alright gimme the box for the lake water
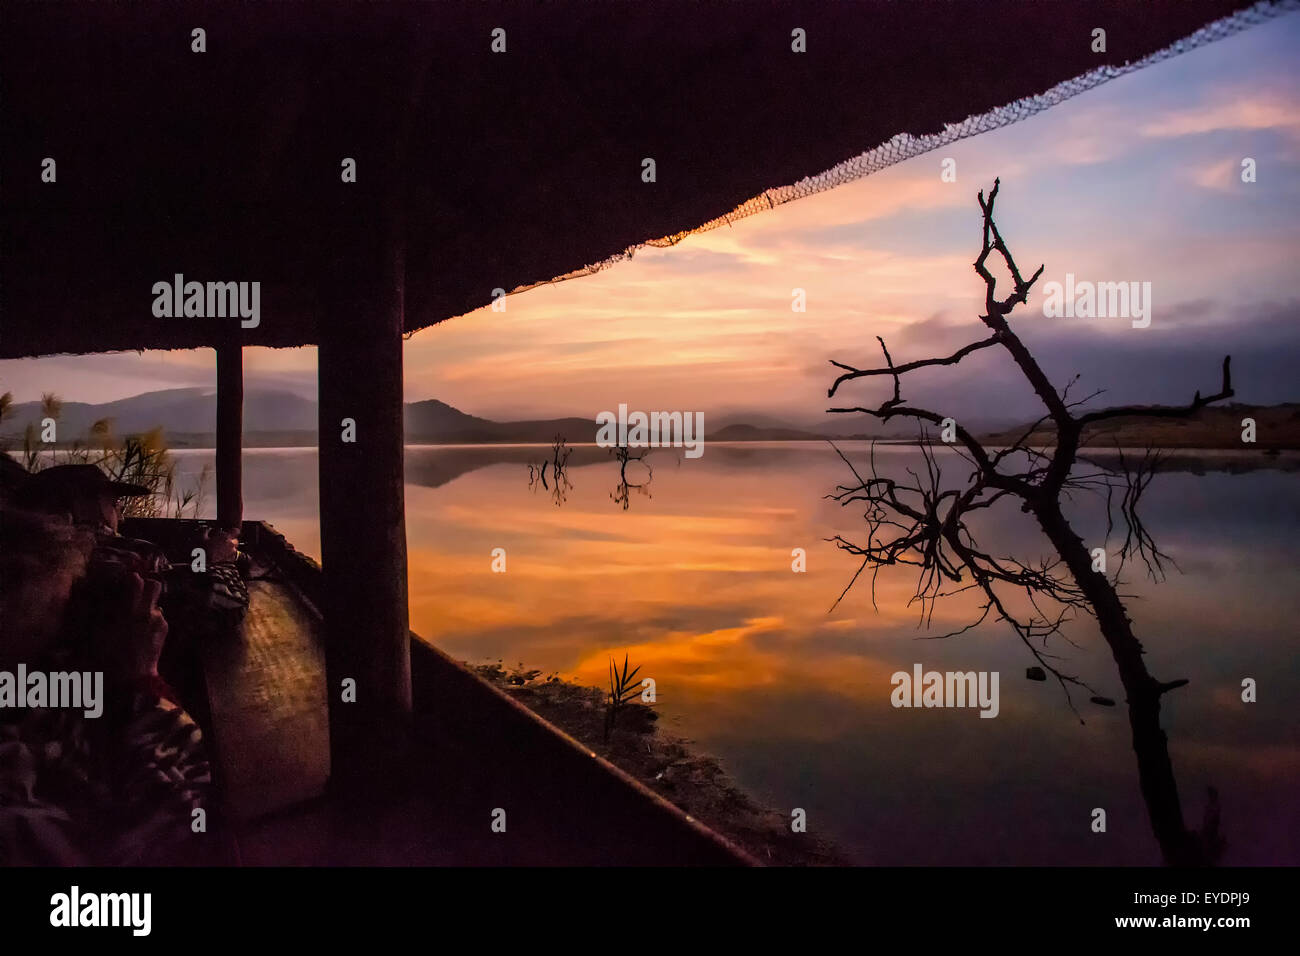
[171,442,1300,864]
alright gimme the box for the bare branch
[828,333,1001,398]
[1078,356,1234,427]
[823,178,1232,865]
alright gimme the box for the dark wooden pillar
[215,340,243,532]
[317,243,412,787]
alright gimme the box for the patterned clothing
[0,675,210,866]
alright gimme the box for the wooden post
[215,340,243,532]
[317,242,412,787]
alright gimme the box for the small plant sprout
[604,653,643,743]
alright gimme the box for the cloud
[1141,91,1300,139]
[1189,156,1247,191]
[5,13,1299,424]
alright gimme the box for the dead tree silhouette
[826,180,1232,866]
[523,435,659,510]
[527,435,573,506]
[610,442,653,511]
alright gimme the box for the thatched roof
[0,0,1270,358]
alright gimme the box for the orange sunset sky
[3,12,1298,426]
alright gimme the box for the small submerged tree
[528,434,573,506]
[523,433,657,511]
[609,442,653,511]
[826,180,1231,866]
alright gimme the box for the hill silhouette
[7,389,1294,449]
[2,389,841,447]
[981,402,1300,450]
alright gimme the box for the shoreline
[467,661,848,866]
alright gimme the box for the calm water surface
[172,443,1300,864]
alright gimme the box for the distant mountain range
[0,388,886,447]
[2,388,318,436]
[4,388,1293,450]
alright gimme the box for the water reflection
[526,437,573,507]
[169,443,1300,864]
[608,445,654,511]
[517,438,661,511]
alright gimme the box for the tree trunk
[1033,502,1207,866]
